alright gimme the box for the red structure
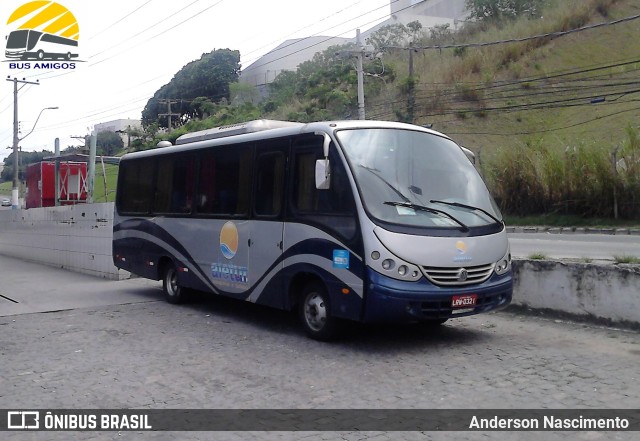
[26,161,88,208]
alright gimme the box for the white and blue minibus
[113,120,512,339]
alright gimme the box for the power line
[88,0,156,41]
[88,0,206,61]
[442,105,640,136]
[385,14,640,51]
[240,0,369,61]
[240,0,413,72]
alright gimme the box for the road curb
[507,226,640,235]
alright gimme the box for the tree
[230,82,260,106]
[141,49,241,128]
[1,150,52,182]
[367,24,410,52]
[96,131,124,156]
[465,0,546,22]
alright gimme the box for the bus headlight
[495,251,511,275]
[382,259,395,270]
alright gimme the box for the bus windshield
[6,30,28,49]
[336,128,502,230]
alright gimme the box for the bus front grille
[421,263,495,286]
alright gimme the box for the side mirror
[315,159,330,190]
[314,131,332,189]
[315,131,331,158]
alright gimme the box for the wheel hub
[304,294,326,331]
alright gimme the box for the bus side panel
[114,217,223,295]
[278,229,366,321]
[113,218,160,280]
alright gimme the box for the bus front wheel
[298,282,341,341]
[162,263,185,304]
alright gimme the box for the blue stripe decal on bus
[114,219,364,300]
[114,219,218,293]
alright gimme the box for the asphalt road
[508,232,640,261]
[0,255,639,441]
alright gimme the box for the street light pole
[11,105,59,209]
[7,75,57,209]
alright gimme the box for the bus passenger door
[247,141,288,307]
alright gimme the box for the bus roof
[175,119,303,145]
[123,120,452,161]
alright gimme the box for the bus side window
[292,137,355,215]
[154,156,195,214]
[118,159,155,214]
[291,135,357,239]
[196,145,252,216]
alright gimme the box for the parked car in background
[1,198,11,206]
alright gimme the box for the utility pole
[407,41,416,124]
[54,137,60,206]
[336,30,373,120]
[158,99,179,132]
[356,29,365,120]
[88,131,96,203]
[7,77,39,209]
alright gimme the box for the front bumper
[363,268,512,323]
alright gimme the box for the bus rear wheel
[298,282,341,341]
[162,263,185,304]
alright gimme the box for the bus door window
[255,152,285,217]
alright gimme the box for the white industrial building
[239,0,467,95]
[240,36,352,97]
[94,119,142,146]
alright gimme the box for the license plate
[451,294,477,309]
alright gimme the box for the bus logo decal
[220,221,239,260]
[333,249,350,269]
[454,240,473,263]
[5,1,80,68]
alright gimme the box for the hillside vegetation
[8,0,637,219]
[362,0,640,219]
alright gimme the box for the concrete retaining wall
[512,260,640,328]
[0,203,125,280]
[0,205,638,327]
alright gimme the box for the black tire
[298,282,342,341]
[162,263,185,304]
[36,50,44,60]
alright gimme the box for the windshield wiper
[359,165,411,202]
[430,199,502,225]
[384,201,469,232]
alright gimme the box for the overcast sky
[0,0,391,161]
